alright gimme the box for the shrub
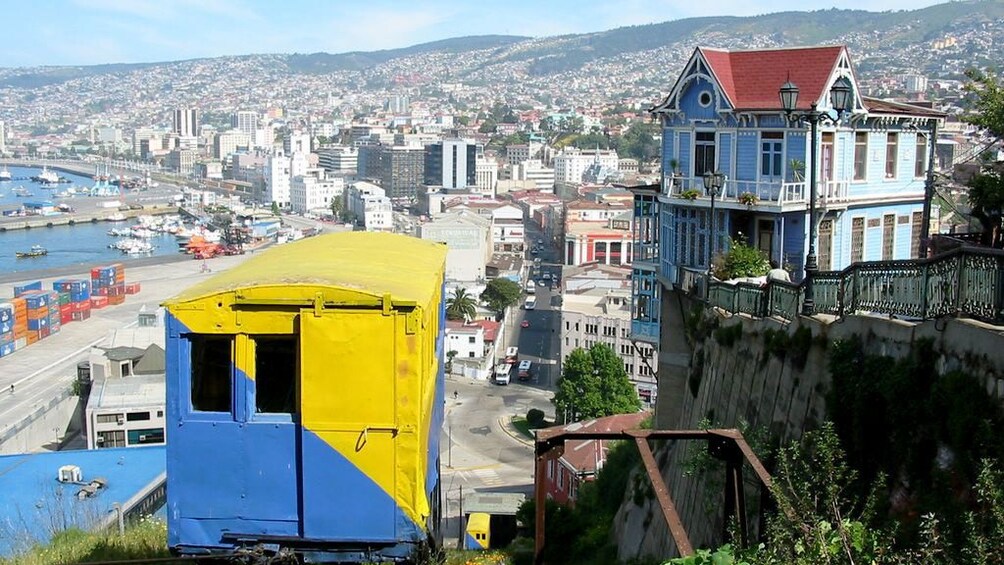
[526,408,546,429]
[715,236,769,280]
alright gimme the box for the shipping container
[70,310,90,322]
[90,296,109,309]
[14,281,42,297]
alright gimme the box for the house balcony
[661,176,850,212]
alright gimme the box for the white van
[517,360,532,380]
[525,280,536,294]
[494,363,512,385]
[523,297,536,310]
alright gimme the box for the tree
[967,170,1004,247]
[270,202,280,216]
[480,278,522,315]
[963,68,1004,247]
[330,194,344,219]
[553,344,641,423]
[445,288,477,322]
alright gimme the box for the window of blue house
[760,132,784,180]
[854,133,868,180]
[695,132,716,177]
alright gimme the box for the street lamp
[779,77,852,316]
[702,170,725,272]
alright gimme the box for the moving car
[520,320,530,328]
[517,360,532,380]
[494,363,512,385]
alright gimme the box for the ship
[0,166,11,182]
[15,245,48,258]
[31,166,59,185]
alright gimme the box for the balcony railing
[681,247,1004,325]
[666,176,849,207]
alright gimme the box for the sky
[4,0,949,68]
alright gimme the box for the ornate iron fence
[692,247,1004,325]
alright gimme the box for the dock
[0,206,180,232]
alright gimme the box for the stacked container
[53,279,91,324]
[0,303,14,357]
[11,297,27,349]
[47,291,61,337]
[22,290,50,344]
[13,281,42,298]
[92,263,126,306]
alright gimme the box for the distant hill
[285,35,530,73]
[3,1,1004,88]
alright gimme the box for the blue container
[24,294,48,309]
[0,305,11,323]
[13,281,42,297]
[27,317,49,331]
[0,343,13,357]
[70,290,91,302]
[0,320,12,334]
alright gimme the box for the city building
[419,210,493,282]
[265,151,292,208]
[318,145,358,173]
[378,145,426,201]
[629,44,945,346]
[553,147,620,185]
[290,168,344,215]
[0,120,6,154]
[213,130,250,160]
[283,129,311,155]
[475,155,499,197]
[345,181,393,231]
[543,412,650,505]
[560,263,658,404]
[232,110,259,137]
[425,139,477,189]
[173,108,199,138]
[166,148,197,175]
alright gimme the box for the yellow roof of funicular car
[164,232,447,306]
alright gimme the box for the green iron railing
[691,247,1004,325]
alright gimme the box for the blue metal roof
[0,446,165,557]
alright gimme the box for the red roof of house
[468,320,500,342]
[557,412,650,474]
[699,46,846,111]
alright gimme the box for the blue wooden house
[629,45,944,343]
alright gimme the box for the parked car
[521,320,530,328]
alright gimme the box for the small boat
[12,187,31,197]
[105,212,127,222]
[0,166,11,182]
[16,245,48,258]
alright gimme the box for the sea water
[0,166,181,275]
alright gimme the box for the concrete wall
[616,298,1004,561]
[0,391,82,455]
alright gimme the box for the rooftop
[556,412,651,475]
[89,374,166,410]
[0,446,165,557]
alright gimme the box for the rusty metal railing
[533,427,774,562]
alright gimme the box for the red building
[542,412,650,505]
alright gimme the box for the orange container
[107,294,126,305]
[25,332,39,345]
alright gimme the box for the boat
[105,212,127,222]
[15,245,48,258]
[0,166,11,182]
[12,186,30,197]
[31,167,59,185]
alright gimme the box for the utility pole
[458,484,464,549]
[920,118,939,258]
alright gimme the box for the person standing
[767,260,791,283]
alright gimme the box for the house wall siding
[736,133,757,182]
[719,132,733,178]
[833,202,924,266]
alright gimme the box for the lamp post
[779,77,852,316]
[702,171,725,273]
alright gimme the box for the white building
[419,210,493,282]
[213,130,251,160]
[232,111,260,137]
[515,159,556,191]
[290,168,345,215]
[290,150,309,178]
[553,148,619,184]
[475,155,499,197]
[283,130,311,155]
[265,151,291,208]
[318,145,358,173]
[444,319,501,380]
[173,107,199,138]
[346,181,393,232]
[559,263,658,405]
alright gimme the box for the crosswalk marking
[472,468,504,486]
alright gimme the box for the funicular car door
[299,305,398,541]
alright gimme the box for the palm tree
[446,288,477,322]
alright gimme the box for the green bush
[526,408,546,429]
[714,237,769,280]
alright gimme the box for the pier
[0,206,180,232]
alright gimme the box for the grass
[1,518,177,565]
[4,518,517,565]
[510,417,535,440]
